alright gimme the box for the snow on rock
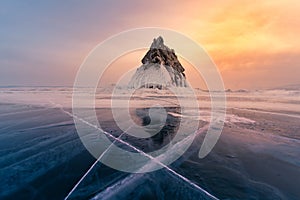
[128,36,188,89]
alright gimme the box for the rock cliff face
[128,36,187,89]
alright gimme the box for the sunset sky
[1,0,300,89]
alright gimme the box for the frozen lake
[0,86,299,199]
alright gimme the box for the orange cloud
[94,0,300,89]
[182,0,300,89]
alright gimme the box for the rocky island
[128,36,187,89]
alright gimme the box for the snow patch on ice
[168,110,255,124]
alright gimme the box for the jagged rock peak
[141,36,185,74]
[150,36,165,49]
[128,36,188,89]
